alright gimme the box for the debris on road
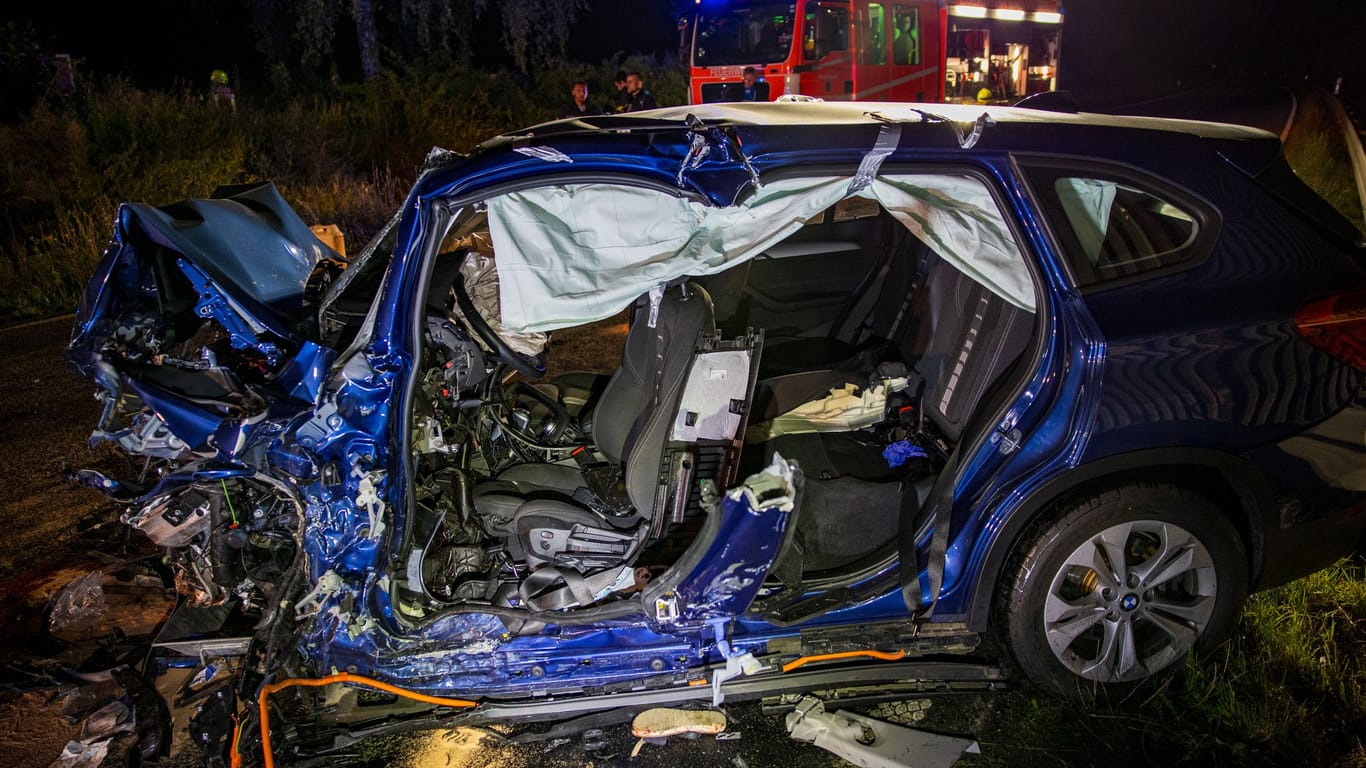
[47,571,106,635]
[631,707,728,739]
[785,695,978,768]
[867,697,933,725]
[46,738,109,768]
[630,707,729,757]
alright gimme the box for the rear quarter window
[1020,159,1221,289]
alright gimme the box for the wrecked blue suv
[66,101,1366,764]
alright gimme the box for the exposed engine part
[126,478,300,607]
[86,313,274,458]
[127,490,213,548]
[187,679,237,760]
[108,313,169,362]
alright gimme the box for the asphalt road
[0,315,118,583]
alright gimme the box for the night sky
[4,0,1364,103]
[1059,0,1366,103]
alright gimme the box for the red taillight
[1296,289,1366,371]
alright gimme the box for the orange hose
[237,672,478,768]
[780,649,906,673]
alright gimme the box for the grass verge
[1284,87,1366,231]
[953,558,1366,767]
[0,57,688,326]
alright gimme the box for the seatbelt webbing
[900,446,959,622]
[520,566,632,611]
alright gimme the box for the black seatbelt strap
[520,565,634,611]
[899,445,960,624]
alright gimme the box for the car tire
[996,482,1248,700]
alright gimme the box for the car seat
[473,281,717,609]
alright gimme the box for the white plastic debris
[78,698,135,741]
[785,696,979,768]
[725,452,797,515]
[188,657,233,692]
[353,470,386,540]
[294,569,343,619]
[707,618,766,706]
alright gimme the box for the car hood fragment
[65,181,342,467]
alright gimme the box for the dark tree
[248,0,587,82]
[246,0,297,84]
[493,0,588,72]
[352,0,380,79]
[295,0,341,71]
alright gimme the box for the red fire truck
[685,1,1062,105]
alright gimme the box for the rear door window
[1021,160,1220,289]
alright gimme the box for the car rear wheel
[997,483,1248,699]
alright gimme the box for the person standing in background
[893,12,918,65]
[559,80,599,118]
[623,71,658,112]
[612,71,631,113]
[740,67,759,100]
[209,69,236,110]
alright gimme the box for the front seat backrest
[590,282,716,511]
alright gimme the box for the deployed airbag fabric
[487,174,1033,332]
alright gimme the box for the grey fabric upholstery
[748,252,1031,444]
[613,283,716,512]
[515,501,638,569]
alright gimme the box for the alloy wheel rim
[1041,519,1218,683]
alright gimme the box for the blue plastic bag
[883,440,927,468]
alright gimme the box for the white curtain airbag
[487,177,842,331]
[486,174,1033,333]
[863,176,1035,314]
